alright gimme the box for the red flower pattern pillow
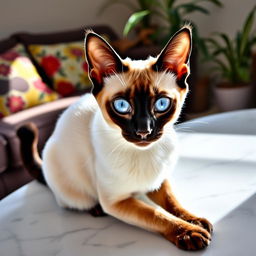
[0,44,59,118]
[28,42,91,96]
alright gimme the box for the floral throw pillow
[28,41,91,96]
[0,44,59,118]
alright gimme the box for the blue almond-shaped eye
[113,98,131,114]
[155,97,171,112]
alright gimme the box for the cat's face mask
[85,27,192,147]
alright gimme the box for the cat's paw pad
[187,218,213,234]
[175,229,211,251]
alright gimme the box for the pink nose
[136,129,152,139]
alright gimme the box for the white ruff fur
[42,92,179,210]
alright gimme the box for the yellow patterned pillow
[29,41,91,96]
[0,44,59,118]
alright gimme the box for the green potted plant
[206,6,256,111]
[100,0,222,48]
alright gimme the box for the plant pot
[214,83,254,112]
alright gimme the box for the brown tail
[17,123,46,185]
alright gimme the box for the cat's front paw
[175,228,211,251]
[187,217,213,234]
[164,223,211,251]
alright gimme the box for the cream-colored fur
[42,93,183,237]
[42,39,189,210]
[42,69,185,213]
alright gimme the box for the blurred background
[0,0,256,118]
[0,0,255,40]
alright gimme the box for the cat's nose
[136,129,152,139]
[135,117,152,139]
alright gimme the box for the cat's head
[85,26,192,147]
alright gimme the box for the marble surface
[1,109,256,256]
[179,108,256,135]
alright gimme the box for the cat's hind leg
[56,196,107,217]
[43,141,98,212]
[147,179,213,234]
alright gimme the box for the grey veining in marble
[1,109,256,256]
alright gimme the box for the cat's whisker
[119,69,128,87]
[185,121,209,127]
[87,128,118,136]
[109,141,124,156]
[189,121,208,124]
[147,151,160,174]
[155,69,168,88]
[87,127,112,132]
[91,131,115,135]
[155,65,160,87]
[174,123,209,133]
[174,127,196,133]
[109,141,129,168]
[113,71,127,87]
[87,126,115,132]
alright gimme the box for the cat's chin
[123,137,159,150]
[131,141,154,150]
[135,141,153,147]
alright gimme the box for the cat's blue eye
[155,97,171,112]
[113,98,131,114]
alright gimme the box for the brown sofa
[0,96,79,199]
[0,25,120,199]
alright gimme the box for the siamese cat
[18,26,212,251]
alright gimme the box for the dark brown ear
[153,26,192,87]
[85,31,127,95]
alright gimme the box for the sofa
[0,25,127,199]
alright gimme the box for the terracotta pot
[214,83,253,112]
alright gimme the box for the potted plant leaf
[99,0,157,47]
[206,6,256,111]
[100,0,222,48]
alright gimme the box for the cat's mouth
[122,132,162,147]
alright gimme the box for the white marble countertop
[1,109,256,256]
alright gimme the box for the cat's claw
[164,222,211,251]
[176,230,211,251]
[187,218,213,234]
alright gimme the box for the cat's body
[18,26,213,250]
[43,89,177,210]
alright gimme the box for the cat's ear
[85,31,127,93]
[153,26,192,87]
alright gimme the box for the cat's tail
[17,123,47,185]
